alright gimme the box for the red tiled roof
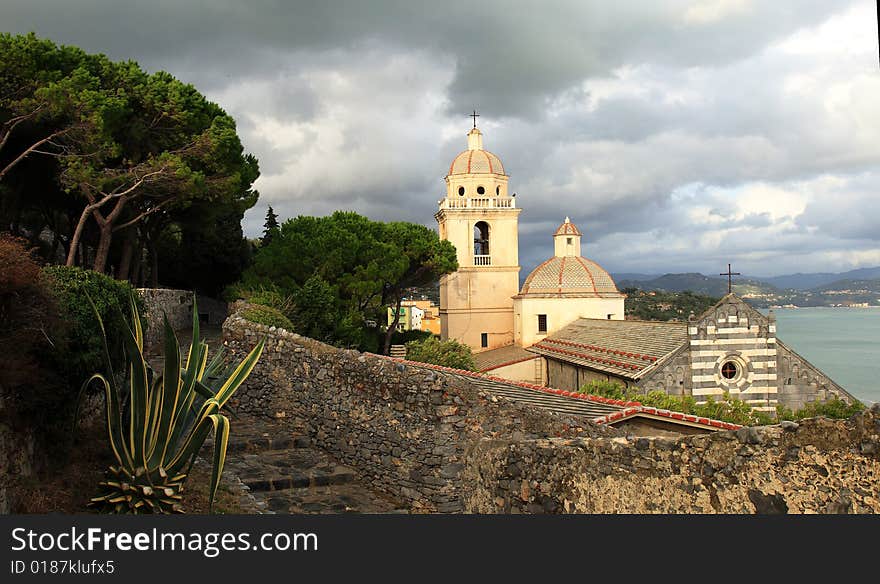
[593,407,742,431]
[518,256,622,297]
[448,149,505,175]
[473,344,537,372]
[528,318,688,379]
[553,219,582,236]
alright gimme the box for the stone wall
[221,312,616,512]
[223,310,879,514]
[0,421,37,514]
[137,288,194,350]
[637,345,691,396]
[777,340,854,411]
[196,294,228,326]
[463,406,880,513]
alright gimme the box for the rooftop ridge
[540,337,658,362]
[479,355,537,372]
[576,316,688,326]
[532,341,645,371]
[593,407,742,431]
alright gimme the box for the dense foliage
[261,205,280,247]
[235,211,458,353]
[622,288,720,321]
[404,337,477,371]
[579,380,771,426]
[0,234,64,425]
[0,33,258,290]
[776,397,865,421]
[241,304,294,331]
[42,265,142,390]
[83,295,264,513]
[579,380,865,426]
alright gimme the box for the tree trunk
[383,294,404,356]
[147,235,159,288]
[130,235,145,287]
[92,223,113,274]
[66,206,92,266]
[116,228,135,281]
[91,197,127,274]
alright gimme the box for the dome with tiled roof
[520,256,621,297]
[518,218,623,298]
[553,216,582,236]
[447,128,506,176]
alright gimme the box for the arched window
[474,221,490,256]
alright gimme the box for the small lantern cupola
[553,217,582,257]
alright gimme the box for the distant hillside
[756,266,880,290]
[612,272,659,282]
[619,272,880,308]
[623,289,720,321]
[813,278,880,293]
[618,273,777,297]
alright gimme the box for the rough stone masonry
[222,309,880,514]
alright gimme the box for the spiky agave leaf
[88,291,264,513]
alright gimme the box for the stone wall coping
[364,352,642,408]
[593,406,743,431]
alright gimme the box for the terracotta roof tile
[528,318,689,379]
[519,256,622,297]
[474,345,537,371]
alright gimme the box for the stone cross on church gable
[720,263,741,293]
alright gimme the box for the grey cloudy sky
[4,0,879,277]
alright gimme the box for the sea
[759,307,880,406]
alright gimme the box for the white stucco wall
[514,296,625,347]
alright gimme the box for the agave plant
[80,293,264,513]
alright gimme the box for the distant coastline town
[613,267,880,310]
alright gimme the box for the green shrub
[249,289,295,316]
[41,266,143,391]
[578,381,774,426]
[391,328,433,346]
[241,304,294,330]
[580,380,628,400]
[404,337,476,371]
[776,396,865,421]
[579,381,867,426]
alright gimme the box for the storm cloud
[3,0,878,277]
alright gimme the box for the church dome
[553,218,582,236]
[448,149,505,175]
[447,127,506,176]
[519,256,621,297]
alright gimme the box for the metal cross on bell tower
[720,263,741,293]
[470,110,480,128]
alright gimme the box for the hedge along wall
[221,313,617,512]
[462,407,880,513]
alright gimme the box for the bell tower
[435,121,521,352]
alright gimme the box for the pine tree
[261,205,280,247]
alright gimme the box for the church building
[435,122,857,413]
